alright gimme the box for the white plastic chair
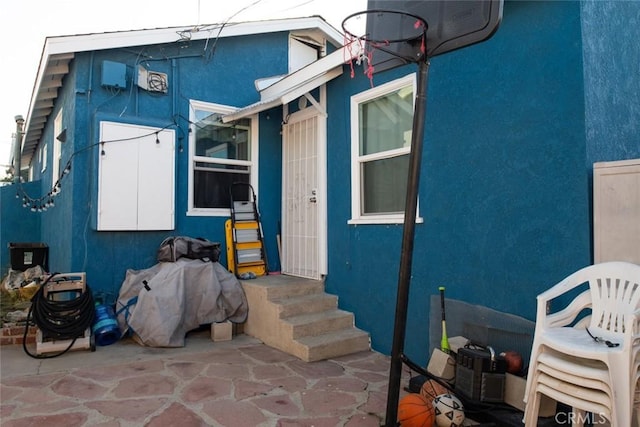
[523,261,640,426]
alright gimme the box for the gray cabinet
[593,158,640,264]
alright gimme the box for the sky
[0,0,367,172]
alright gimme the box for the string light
[15,161,71,213]
[15,119,186,214]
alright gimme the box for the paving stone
[20,399,80,414]
[90,420,122,427]
[1,336,397,427]
[349,370,389,384]
[345,353,390,372]
[265,375,309,393]
[240,344,297,363]
[85,397,169,422]
[112,374,177,398]
[0,385,22,400]
[205,362,253,379]
[51,375,109,399]
[331,350,376,363]
[146,402,209,427]
[287,359,345,378]
[165,360,206,379]
[344,413,385,426]
[181,376,233,403]
[251,363,292,379]
[1,412,88,427]
[1,372,65,388]
[277,416,344,426]
[233,378,277,400]
[0,402,18,419]
[10,386,56,404]
[74,359,166,381]
[299,389,357,416]
[356,389,387,416]
[181,347,250,365]
[202,398,268,426]
[312,376,368,392]
[251,393,300,416]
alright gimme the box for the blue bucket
[92,303,121,346]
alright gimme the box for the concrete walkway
[0,331,401,427]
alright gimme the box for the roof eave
[20,16,345,165]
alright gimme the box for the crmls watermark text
[555,411,608,425]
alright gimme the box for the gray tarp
[116,259,248,347]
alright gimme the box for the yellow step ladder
[226,183,268,277]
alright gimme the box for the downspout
[13,115,24,183]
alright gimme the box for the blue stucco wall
[3,2,638,361]
[581,0,640,164]
[324,0,593,363]
[15,32,290,301]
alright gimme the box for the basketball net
[343,33,375,85]
[342,11,427,87]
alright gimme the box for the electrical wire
[203,0,265,62]
[22,273,95,359]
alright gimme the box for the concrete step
[282,309,355,339]
[294,328,371,362]
[260,278,326,300]
[241,275,370,362]
[273,293,338,318]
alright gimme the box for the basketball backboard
[363,0,504,73]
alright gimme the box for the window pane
[359,86,413,156]
[194,165,250,209]
[362,154,409,214]
[194,112,250,161]
[191,106,252,210]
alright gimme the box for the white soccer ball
[433,393,465,427]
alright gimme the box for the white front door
[281,103,327,280]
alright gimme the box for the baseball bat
[439,286,450,353]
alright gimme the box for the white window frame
[349,73,422,225]
[187,100,259,216]
[53,109,63,181]
[40,144,48,173]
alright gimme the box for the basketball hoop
[342,9,428,82]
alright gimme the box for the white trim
[187,100,259,217]
[223,41,362,123]
[41,18,343,58]
[318,84,328,276]
[349,73,423,225]
[280,90,328,278]
[52,109,63,181]
[223,65,343,122]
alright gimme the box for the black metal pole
[384,57,430,427]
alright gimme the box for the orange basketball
[420,379,449,401]
[397,393,436,427]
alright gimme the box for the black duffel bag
[157,236,221,263]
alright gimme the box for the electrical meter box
[101,60,127,89]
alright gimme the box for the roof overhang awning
[223,42,361,123]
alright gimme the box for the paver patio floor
[0,332,404,427]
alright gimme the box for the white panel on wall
[98,122,175,231]
[137,129,175,230]
[289,37,318,73]
[593,158,640,264]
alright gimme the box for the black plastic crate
[9,242,49,272]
